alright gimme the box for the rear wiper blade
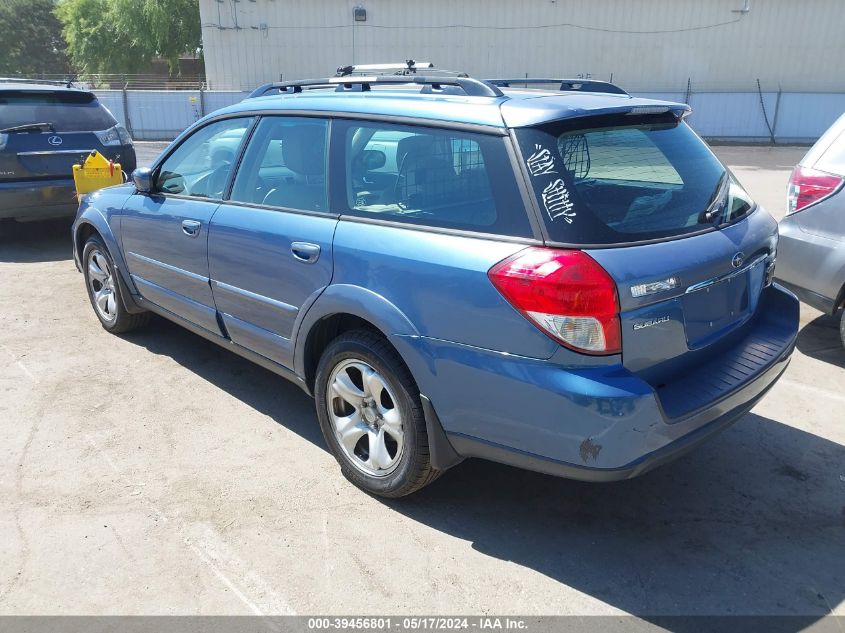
[0,122,55,134]
[700,171,729,224]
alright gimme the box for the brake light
[488,247,621,355]
[94,124,132,147]
[787,166,843,214]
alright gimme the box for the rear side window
[230,116,329,212]
[338,121,532,237]
[0,90,116,132]
[516,113,753,245]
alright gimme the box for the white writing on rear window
[541,178,576,223]
[526,144,557,176]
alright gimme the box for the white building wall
[199,0,845,92]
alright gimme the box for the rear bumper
[776,215,844,314]
[0,178,78,220]
[398,284,798,482]
[448,345,790,482]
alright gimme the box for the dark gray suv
[0,79,136,222]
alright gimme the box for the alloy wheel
[87,249,117,323]
[327,358,405,477]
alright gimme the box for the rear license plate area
[683,260,765,348]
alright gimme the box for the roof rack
[336,60,435,77]
[0,76,79,89]
[487,78,628,95]
[249,75,504,99]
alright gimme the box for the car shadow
[393,414,845,621]
[121,316,325,447]
[796,313,844,368]
[0,218,74,263]
[122,317,844,622]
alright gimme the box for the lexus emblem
[731,252,745,269]
[47,136,63,146]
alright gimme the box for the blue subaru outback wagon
[72,69,798,497]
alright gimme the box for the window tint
[516,114,753,245]
[230,117,328,212]
[0,90,116,132]
[155,117,251,199]
[341,121,532,237]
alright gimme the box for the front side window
[340,121,532,236]
[516,113,754,244]
[155,117,251,199]
[230,116,329,212]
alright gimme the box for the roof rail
[249,75,504,99]
[0,77,79,89]
[336,60,434,76]
[487,78,628,96]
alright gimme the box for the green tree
[56,0,152,75]
[0,0,70,75]
[55,0,201,76]
[140,0,202,73]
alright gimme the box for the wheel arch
[300,312,382,393]
[74,208,144,313]
[295,286,462,472]
[295,284,425,388]
[74,221,100,265]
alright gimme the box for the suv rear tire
[314,330,440,497]
[82,236,150,333]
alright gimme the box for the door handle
[291,241,320,264]
[182,219,201,237]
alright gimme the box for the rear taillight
[488,247,621,355]
[94,124,132,147]
[787,166,843,215]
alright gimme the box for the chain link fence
[6,73,845,143]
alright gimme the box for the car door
[120,116,253,334]
[207,116,336,368]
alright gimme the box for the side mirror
[360,149,386,171]
[132,167,153,193]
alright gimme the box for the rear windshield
[515,113,754,245]
[0,90,116,132]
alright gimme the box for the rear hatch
[0,89,120,183]
[514,112,777,391]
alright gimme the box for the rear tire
[82,235,150,334]
[314,330,440,498]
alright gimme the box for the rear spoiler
[487,78,628,96]
[0,77,79,89]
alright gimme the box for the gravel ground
[0,145,843,619]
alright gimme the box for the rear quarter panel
[326,220,557,355]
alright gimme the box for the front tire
[82,235,150,333]
[314,330,440,497]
